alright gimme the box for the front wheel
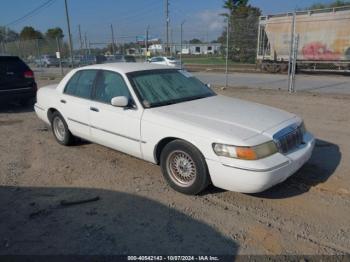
[51,112,74,146]
[160,140,210,195]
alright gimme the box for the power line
[5,0,57,27]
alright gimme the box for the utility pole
[145,25,150,61]
[78,24,83,55]
[170,27,173,56]
[288,12,297,93]
[180,20,185,69]
[110,24,116,55]
[165,0,169,56]
[84,33,88,56]
[64,0,74,68]
[225,17,230,89]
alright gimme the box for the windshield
[127,69,216,108]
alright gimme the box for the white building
[148,43,222,55]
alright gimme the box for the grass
[182,56,254,65]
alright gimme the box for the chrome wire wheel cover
[166,150,197,187]
[53,117,66,142]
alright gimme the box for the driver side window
[93,70,131,104]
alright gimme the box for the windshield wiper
[149,94,214,108]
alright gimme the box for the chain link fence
[1,38,72,77]
[1,6,349,91]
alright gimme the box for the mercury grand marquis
[35,63,315,195]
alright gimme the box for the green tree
[307,0,350,9]
[0,27,19,42]
[45,27,64,39]
[220,0,262,63]
[223,0,249,14]
[19,26,43,40]
[189,38,202,44]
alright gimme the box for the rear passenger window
[64,70,97,99]
[64,72,81,95]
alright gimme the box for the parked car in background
[81,55,102,65]
[35,63,315,195]
[106,54,137,63]
[0,56,37,105]
[62,56,82,68]
[35,55,59,67]
[149,56,181,67]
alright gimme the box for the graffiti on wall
[302,42,341,60]
[262,8,350,61]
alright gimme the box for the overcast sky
[1,0,334,45]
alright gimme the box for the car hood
[145,95,297,144]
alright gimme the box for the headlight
[212,141,278,160]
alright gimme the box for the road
[193,72,350,94]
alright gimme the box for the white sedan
[148,56,181,67]
[35,63,315,195]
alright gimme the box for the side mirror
[111,96,129,107]
[206,83,211,88]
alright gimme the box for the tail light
[24,70,34,79]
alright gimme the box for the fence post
[36,39,42,76]
[2,41,6,54]
[56,37,64,77]
[225,17,230,89]
[288,12,296,93]
[180,20,185,69]
[256,19,261,70]
[289,34,299,93]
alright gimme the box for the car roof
[76,62,175,74]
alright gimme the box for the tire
[160,140,210,195]
[51,111,74,146]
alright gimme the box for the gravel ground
[0,80,349,255]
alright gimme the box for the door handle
[60,99,66,104]
[90,107,99,112]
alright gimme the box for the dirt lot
[0,80,349,255]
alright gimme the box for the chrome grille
[273,124,304,154]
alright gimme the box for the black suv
[0,56,37,105]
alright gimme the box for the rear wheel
[160,140,210,195]
[51,112,74,146]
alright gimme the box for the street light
[145,25,150,62]
[180,20,185,69]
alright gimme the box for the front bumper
[206,132,315,193]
